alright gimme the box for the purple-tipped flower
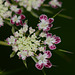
[37,14,54,31]
[10,14,25,26]
[35,50,52,70]
[6,36,17,45]
[44,33,61,50]
[10,5,22,14]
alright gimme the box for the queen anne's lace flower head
[6,14,61,70]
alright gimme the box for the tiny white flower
[10,5,19,12]
[29,27,35,34]
[12,46,18,52]
[6,36,16,45]
[38,46,46,52]
[39,32,46,37]
[14,31,19,37]
[23,24,28,33]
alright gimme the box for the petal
[44,60,52,68]
[20,14,25,20]
[48,18,54,23]
[10,19,15,24]
[47,33,52,37]
[36,53,42,60]
[16,9,22,14]
[22,56,26,60]
[35,62,44,70]
[55,36,61,44]
[48,24,53,27]
[20,20,23,26]
[16,22,19,26]
[49,44,56,50]
[39,14,47,21]
[43,27,50,31]
[44,50,52,58]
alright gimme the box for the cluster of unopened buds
[6,14,61,70]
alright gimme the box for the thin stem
[30,11,39,18]
[31,56,38,63]
[42,4,50,7]
[42,69,46,75]
[5,21,18,30]
[52,9,64,18]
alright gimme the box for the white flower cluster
[6,24,46,60]
[15,0,45,11]
[0,0,11,19]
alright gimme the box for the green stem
[5,21,18,30]
[52,9,64,18]
[42,69,46,75]
[0,41,10,46]
[23,60,28,68]
[35,30,41,36]
[31,56,38,63]
[42,4,50,7]
[30,11,39,18]
[5,18,10,21]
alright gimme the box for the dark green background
[0,0,75,75]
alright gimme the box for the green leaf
[10,52,16,58]
[23,60,28,68]
[30,11,39,18]
[0,41,10,46]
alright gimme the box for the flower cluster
[0,0,11,27]
[6,23,41,60]
[0,0,23,27]
[14,0,45,11]
[37,14,54,31]
[0,0,11,18]
[10,14,25,26]
[49,0,62,8]
[6,14,61,70]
